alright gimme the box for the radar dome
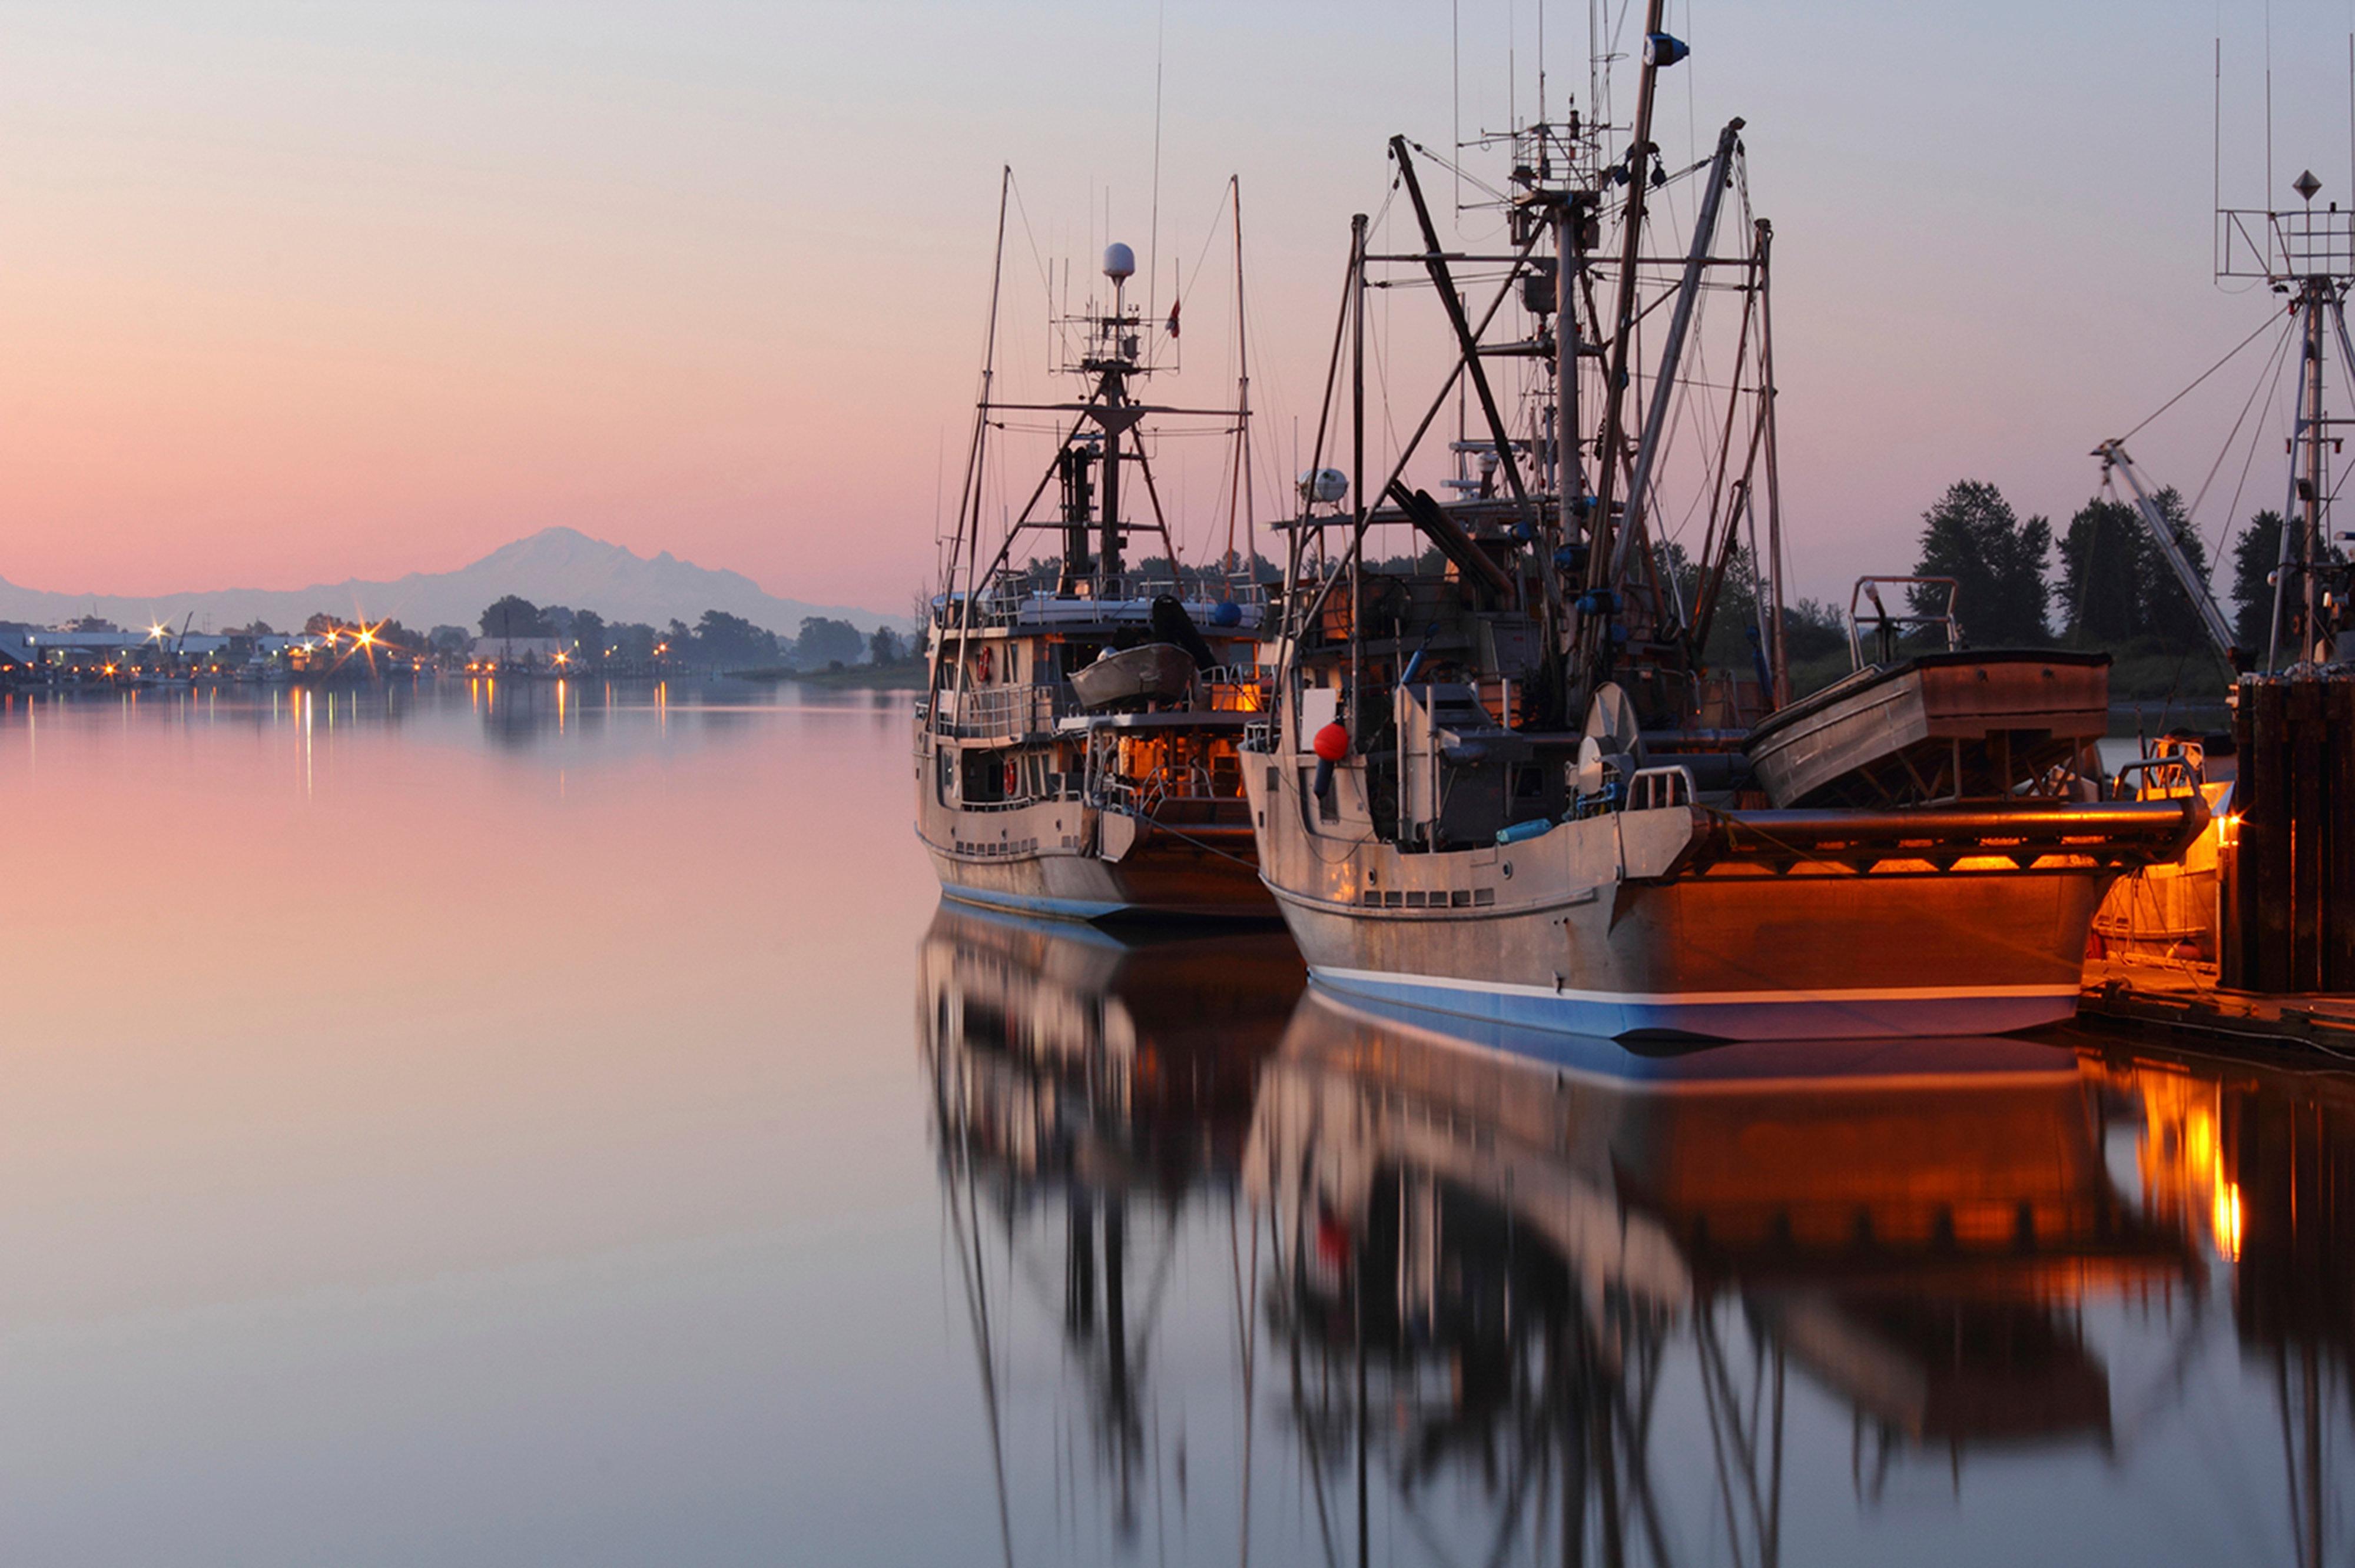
[1298,467,1349,504]
[1103,242,1136,281]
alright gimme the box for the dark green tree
[1910,481,2051,646]
[570,609,607,661]
[2058,497,2148,646]
[480,595,549,637]
[868,626,904,665]
[2059,487,2214,653]
[610,622,657,664]
[2131,487,2214,655]
[2230,510,2285,655]
[1781,598,1850,662]
[695,609,779,667]
[792,616,864,667]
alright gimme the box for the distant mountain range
[0,528,904,637]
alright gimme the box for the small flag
[1166,297,1181,338]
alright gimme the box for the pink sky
[1,1,2346,616]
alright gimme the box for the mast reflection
[1250,1000,2195,1564]
[923,918,2355,1565]
[921,903,1303,1560]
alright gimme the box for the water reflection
[924,911,2355,1566]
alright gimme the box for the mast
[1099,260,1130,589]
[1609,117,1745,583]
[941,167,1014,719]
[1758,222,1792,707]
[1583,0,1670,599]
[1225,177,1255,583]
[1349,211,1368,743]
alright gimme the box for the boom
[2093,439,2242,667]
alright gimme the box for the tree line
[473,596,904,670]
[1902,479,2326,659]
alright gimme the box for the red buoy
[1313,722,1351,762]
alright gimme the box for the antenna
[1147,0,1165,328]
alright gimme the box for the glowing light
[2213,1178,2243,1261]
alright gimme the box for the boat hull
[1279,874,2102,1039]
[920,802,1271,922]
[1243,761,2205,1041]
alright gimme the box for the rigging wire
[2193,315,2300,570]
[2116,312,2283,447]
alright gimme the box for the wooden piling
[2224,673,2355,993]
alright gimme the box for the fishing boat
[1240,18,2205,1040]
[917,175,1277,920]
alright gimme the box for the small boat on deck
[1743,578,2112,808]
[1069,641,1199,710]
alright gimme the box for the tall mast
[1609,117,1745,583]
[1349,211,1368,739]
[1225,176,1254,582]
[1099,266,1129,589]
[2304,277,2327,659]
[1758,221,1792,707]
[940,167,1014,716]
[1583,0,1669,597]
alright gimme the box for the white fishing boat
[917,177,1277,920]
[1240,18,2204,1039]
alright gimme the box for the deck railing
[928,682,1075,740]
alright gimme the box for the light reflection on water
[924,907,2355,1568]
[0,681,2347,1565]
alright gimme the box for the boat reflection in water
[923,912,2355,1565]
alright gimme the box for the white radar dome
[1298,468,1349,504]
[1103,242,1136,281]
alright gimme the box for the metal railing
[933,575,1271,632]
[1846,576,1961,670]
[1627,765,1697,812]
[930,683,1074,740]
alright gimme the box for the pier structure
[2086,171,2355,1039]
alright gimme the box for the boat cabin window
[960,748,1010,804]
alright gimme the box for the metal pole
[1587,0,1670,590]
[1610,118,1746,582]
[1228,175,1255,582]
[1391,138,1534,516]
[2306,278,2327,662]
[1350,213,1368,748]
[1759,224,1791,707]
[944,167,1014,724]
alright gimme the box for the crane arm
[2092,440,2242,669]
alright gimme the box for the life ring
[977,646,994,683]
[1003,759,1019,794]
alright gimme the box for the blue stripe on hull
[937,884,1132,922]
[1308,969,2079,1042]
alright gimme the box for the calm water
[1,680,2347,1566]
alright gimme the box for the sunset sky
[4,0,2349,616]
